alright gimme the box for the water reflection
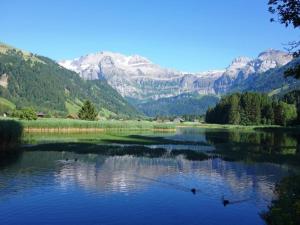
[0,151,290,207]
[0,127,299,225]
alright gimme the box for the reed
[20,118,176,131]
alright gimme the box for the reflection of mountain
[0,150,291,213]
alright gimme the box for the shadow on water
[0,120,23,150]
[0,120,23,167]
[101,135,209,146]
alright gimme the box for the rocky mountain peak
[59,48,294,100]
[231,56,252,65]
[128,55,152,65]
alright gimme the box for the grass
[65,100,81,115]
[3,116,298,132]
[0,97,16,110]
[17,118,176,130]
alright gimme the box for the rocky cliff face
[59,49,293,100]
[213,49,293,94]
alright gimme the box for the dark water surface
[0,128,299,225]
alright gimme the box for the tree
[269,0,300,28]
[78,100,98,121]
[274,101,297,126]
[262,104,275,124]
[268,0,300,78]
[227,94,241,124]
[12,107,37,120]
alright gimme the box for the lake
[0,127,299,225]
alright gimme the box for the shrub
[12,108,37,120]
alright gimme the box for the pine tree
[78,100,98,121]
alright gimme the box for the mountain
[230,58,300,94]
[130,93,219,117]
[213,49,294,94]
[0,43,140,118]
[59,49,295,101]
[59,52,224,100]
[59,49,299,116]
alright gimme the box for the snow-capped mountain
[59,49,293,100]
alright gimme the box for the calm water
[0,128,299,225]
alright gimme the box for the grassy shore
[2,117,299,133]
[12,118,176,132]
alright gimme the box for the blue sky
[0,0,298,72]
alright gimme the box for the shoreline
[23,127,177,133]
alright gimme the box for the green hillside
[0,43,140,118]
[130,93,219,117]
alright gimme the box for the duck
[191,188,197,194]
[222,196,230,206]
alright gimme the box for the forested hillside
[130,93,219,116]
[205,92,298,126]
[0,43,140,118]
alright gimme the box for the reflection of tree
[204,129,300,164]
[262,175,300,225]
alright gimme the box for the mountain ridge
[59,49,295,101]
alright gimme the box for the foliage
[262,175,300,225]
[282,90,300,123]
[268,0,300,78]
[12,107,37,120]
[78,100,97,121]
[205,92,297,126]
[0,43,140,118]
[268,0,300,28]
[274,101,297,126]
